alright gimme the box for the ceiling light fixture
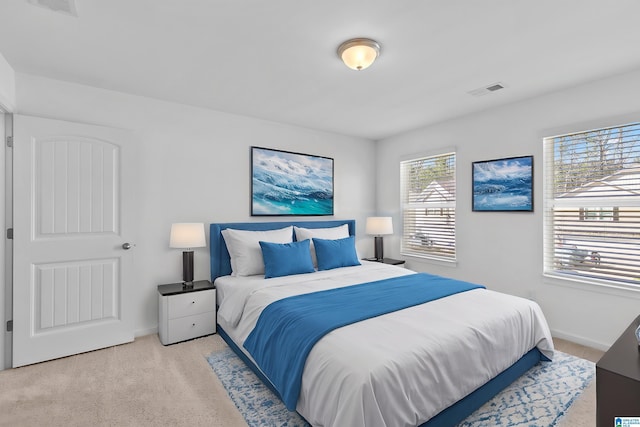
[337,38,381,71]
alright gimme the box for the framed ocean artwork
[472,155,533,212]
[251,146,334,216]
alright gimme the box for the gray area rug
[207,349,594,427]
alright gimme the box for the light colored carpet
[0,334,246,427]
[0,334,601,427]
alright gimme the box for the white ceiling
[1,0,640,140]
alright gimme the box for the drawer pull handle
[192,323,196,327]
[191,301,195,304]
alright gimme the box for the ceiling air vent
[467,82,506,97]
[26,0,78,17]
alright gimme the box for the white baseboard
[134,326,158,338]
[551,328,610,352]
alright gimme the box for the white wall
[14,73,377,337]
[9,65,640,354]
[376,68,640,350]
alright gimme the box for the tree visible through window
[543,122,640,285]
[400,152,456,260]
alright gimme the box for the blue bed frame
[209,219,543,427]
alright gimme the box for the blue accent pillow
[259,239,315,279]
[313,236,361,271]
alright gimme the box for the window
[579,207,619,222]
[400,151,456,260]
[543,122,640,285]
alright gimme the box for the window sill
[543,272,640,299]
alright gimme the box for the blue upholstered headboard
[209,219,356,282]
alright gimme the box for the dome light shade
[337,38,381,71]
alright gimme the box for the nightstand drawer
[166,311,216,344]
[168,290,216,319]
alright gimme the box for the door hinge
[6,320,12,332]
[6,228,13,239]
[6,136,12,147]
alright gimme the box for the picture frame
[251,146,334,216]
[472,155,533,212]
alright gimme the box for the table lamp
[170,223,206,287]
[366,217,393,261]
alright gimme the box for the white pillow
[294,224,350,267]
[221,226,293,276]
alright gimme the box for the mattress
[215,261,554,427]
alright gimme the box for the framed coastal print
[251,146,334,216]
[472,155,533,212]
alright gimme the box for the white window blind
[400,152,456,260]
[543,122,640,285]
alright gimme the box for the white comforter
[215,262,554,427]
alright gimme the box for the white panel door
[12,115,137,367]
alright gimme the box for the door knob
[122,242,133,250]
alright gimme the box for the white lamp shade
[365,217,393,235]
[169,223,206,249]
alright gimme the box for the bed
[210,219,554,427]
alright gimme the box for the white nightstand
[158,280,216,345]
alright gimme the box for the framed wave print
[251,146,334,216]
[472,155,533,212]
